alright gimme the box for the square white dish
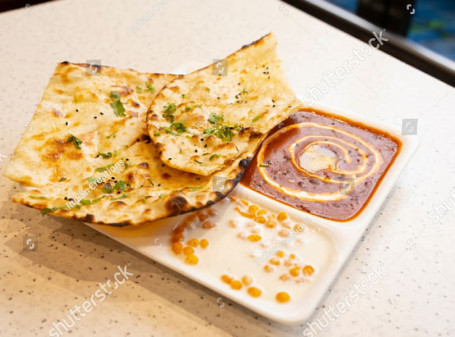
[86,105,419,325]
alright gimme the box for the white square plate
[86,105,419,324]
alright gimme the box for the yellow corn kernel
[294,224,304,232]
[264,265,274,273]
[198,212,209,221]
[171,233,185,243]
[265,220,276,228]
[242,275,253,286]
[230,280,243,290]
[276,250,285,258]
[240,199,249,206]
[185,254,199,265]
[279,229,290,237]
[200,239,209,248]
[302,265,315,276]
[183,246,194,256]
[207,208,218,216]
[269,257,281,266]
[235,206,254,218]
[248,234,262,242]
[201,220,216,229]
[187,238,199,248]
[284,259,293,267]
[257,209,267,216]
[221,274,232,284]
[289,266,300,277]
[248,205,259,214]
[276,292,291,303]
[247,287,262,298]
[277,212,288,221]
[172,242,183,255]
[290,253,296,259]
[279,274,290,281]
[255,216,266,224]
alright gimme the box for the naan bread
[147,33,300,176]
[5,62,263,226]
[4,62,175,186]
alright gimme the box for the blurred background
[1,0,453,84]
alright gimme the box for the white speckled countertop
[0,0,454,336]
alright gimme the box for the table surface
[0,0,454,336]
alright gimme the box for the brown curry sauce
[241,108,402,221]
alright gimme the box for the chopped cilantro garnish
[242,88,249,94]
[95,163,116,172]
[136,86,143,93]
[190,186,202,191]
[106,131,117,139]
[209,154,221,161]
[97,152,112,159]
[67,134,82,149]
[147,178,154,186]
[30,196,48,200]
[87,177,99,183]
[80,196,105,206]
[163,103,177,122]
[110,91,126,117]
[259,162,270,167]
[194,159,202,164]
[101,184,113,194]
[153,132,161,137]
[113,180,127,192]
[208,113,224,124]
[205,87,210,92]
[41,206,66,216]
[112,193,128,201]
[145,82,155,93]
[252,114,262,122]
[58,177,67,182]
[171,122,187,134]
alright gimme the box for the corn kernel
[185,254,199,265]
[247,287,262,298]
[255,216,266,224]
[172,242,183,255]
[200,238,209,248]
[277,212,288,221]
[171,233,185,242]
[279,229,290,237]
[235,207,254,218]
[198,212,209,221]
[276,250,285,258]
[221,274,232,284]
[242,275,253,286]
[201,220,216,229]
[269,257,281,266]
[276,292,291,303]
[207,208,218,216]
[289,266,300,277]
[265,220,276,228]
[294,224,304,232]
[302,265,315,276]
[183,246,194,255]
[284,259,293,267]
[264,265,274,273]
[187,238,199,247]
[290,253,296,259]
[257,209,267,216]
[173,225,185,234]
[279,274,290,281]
[248,205,259,214]
[230,280,243,290]
[240,199,249,206]
[247,234,262,242]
